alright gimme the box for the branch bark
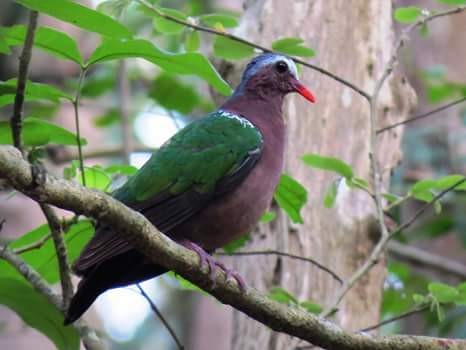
[1,146,465,350]
[10,10,38,153]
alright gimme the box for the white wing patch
[217,110,256,129]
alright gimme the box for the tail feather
[65,251,167,325]
[64,274,104,325]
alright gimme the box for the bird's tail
[64,272,106,325]
[64,257,167,325]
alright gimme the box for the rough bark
[226,1,416,349]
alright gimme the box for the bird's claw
[179,240,247,292]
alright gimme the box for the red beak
[292,78,316,103]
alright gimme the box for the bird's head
[233,53,316,103]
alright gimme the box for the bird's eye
[275,61,288,74]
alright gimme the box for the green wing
[74,111,263,274]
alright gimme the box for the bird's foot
[179,240,247,292]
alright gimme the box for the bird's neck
[220,92,284,125]
[220,93,286,166]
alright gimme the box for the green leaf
[105,164,138,176]
[184,30,200,52]
[93,109,120,128]
[97,0,131,18]
[0,79,72,108]
[0,221,94,284]
[426,83,459,103]
[78,166,112,191]
[268,287,298,305]
[419,23,429,37]
[260,211,276,223]
[0,117,87,146]
[274,174,307,224]
[394,6,422,23]
[428,282,459,303]
[413,293,427,305]
[346,177,369,191]
[153,7,187,34]
[434,174,466,190]
[222,233,250,254]
[300,300,323,314]
[213,36,254,60]
[87,38,232,96]
[456,283,466,306]
[382,192,401,204]
[410,179,437,195]
[0,278,79,350]
[323,180,338,208]
[302,154,353,179]
[436,0,466,4]
[81,73,116,97]
[1,25,83,64]
[16,0,132,38]
[272,37,315,57]
[199,14,239,28]
[149,73,201,114]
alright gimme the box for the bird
[64,53,315,325]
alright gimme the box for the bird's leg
[178,240,247,292]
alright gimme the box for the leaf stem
[73,68,88,186]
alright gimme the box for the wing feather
[73,113,262,275]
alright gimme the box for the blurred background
[1,0,465,349]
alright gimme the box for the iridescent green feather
[114,110,263,203]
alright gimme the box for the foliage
[1,0,466,347]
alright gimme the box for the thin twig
[377,97,466,134]
[136,284,185,350]
[136,0,370,100]
[13,232,52,254]
[396,178,466,233]
[218,250,343,285]
[39,203,74,309]
[47,145,154,164]
[73,68,88,186]
[118,61,133,164]
[10,10,39,154]
[387,240,466,280]
[359,305,429,333]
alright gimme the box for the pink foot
[179,240,247,292]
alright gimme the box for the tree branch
[39,203,74,309]
[10,10,38,154]
[1,146,465,350]
[136,0,370,100]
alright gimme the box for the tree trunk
[226,1,415,349]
